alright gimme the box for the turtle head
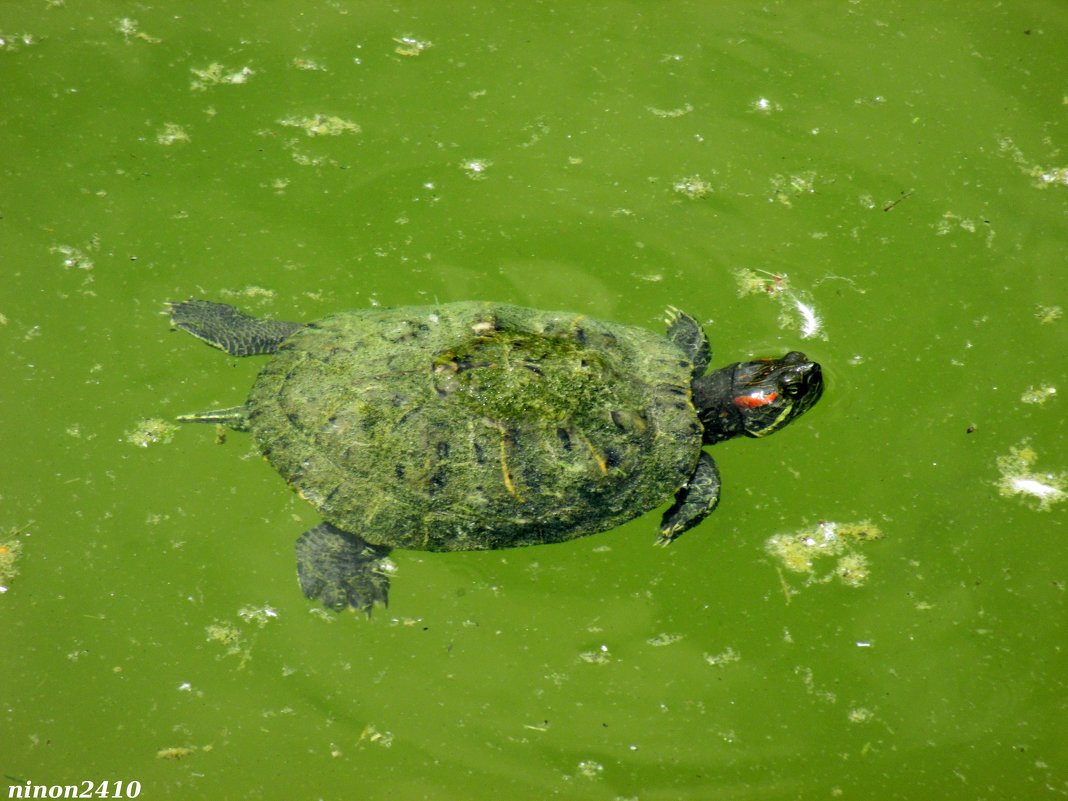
[693,352,823,444]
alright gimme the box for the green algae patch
[0,534,24,594]
[765,520,883,593]
[125,418,178,448]
[278,114,361,137]
[996,441,1067,511]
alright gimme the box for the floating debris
[648,103,694,119]
[998,137,1068,189]
[206,621,243,652]
[219,285,278,303]
[190,63,254,91]
[393,35,432,57]
[703,646,741,667]
[237,604,279,627]
[0,532,24,594]
[769,171,816,206]
[156,123,189,146]
[646,632,684,647]
[736,268,786,297]
[672,174,714,200]
[765,520,883,593]
[291,57,327,72]
[833,553,871,587]
[0,32,36,52]
[734,268,826,340]
[156,746,198,760]
[278,114,360,137]
[1034,305,1062,325]
[1020,385,1057,405]
[578,644,612,665]
[934,211,995,249]
[125,418,178,448]
[51,239,98,271]
[357,724,394,748]
[576,760,604,779]
[996,441,1066,511]
[882,189,914,212]
[750,97,782,114]
[460,158,492,180]
[114,18,160,43]
[848,707,875,724]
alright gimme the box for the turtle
[169,299,823,613]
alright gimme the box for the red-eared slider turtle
[169,300,823,613]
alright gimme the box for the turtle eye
[781,377,804,399]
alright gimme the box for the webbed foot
[295,523,393,614]
[168,299,303,357]
[664,306,712,377]
[657,451,721,543]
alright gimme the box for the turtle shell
[246,302,702,552]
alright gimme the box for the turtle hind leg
[295,523,393,615]
[657,451,721,543]
[168,299,303,357]
[664,306,712,377]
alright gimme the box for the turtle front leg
[664,306,712,377]
[168,299,303,357]
[295,523,393,614]
[657,451,721,543]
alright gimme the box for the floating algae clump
[996,441,1066,511]
[0,535,23,594]
[765,520,882,590]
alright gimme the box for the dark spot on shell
[556,427,573,451]
[385,320,427,343]
[436,441,450,459]
[472,441,486,464]
[395,464,406,479]
[429,468,446,494]
[574,326,587,345]
[396,408,420,427]
[604,447,622,469]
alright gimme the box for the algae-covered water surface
[2,2,1065,799]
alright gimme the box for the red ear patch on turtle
[733,391,777,409]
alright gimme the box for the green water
[2,2,1065,799]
